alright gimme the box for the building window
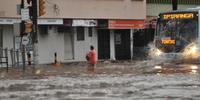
[88,27,93,37]
[77,27,85,41]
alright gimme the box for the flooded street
[0,60,200,100]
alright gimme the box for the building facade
[0,0,146,64]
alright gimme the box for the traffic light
[39,0,46,16]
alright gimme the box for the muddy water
[0,61,200,100]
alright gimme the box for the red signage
[108,20,145,29]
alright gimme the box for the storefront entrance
[114,29,131,60]
[64,27,74,60]
[98,29,110,59]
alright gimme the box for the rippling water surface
[0,61,200,100]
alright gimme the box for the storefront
[108,19,145,60]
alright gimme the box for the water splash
[182,42,200,60]
[147,43,172,64]
[147,40,200,64]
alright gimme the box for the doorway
[98,29,110,59]
[115,29,131,60]
[64,27,74,60]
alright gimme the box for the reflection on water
[154,65,162,69]
[87,66,96,74]
[191,70,197,74]
[154,64,199,75]
[190,65,198,70]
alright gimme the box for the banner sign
[0,18,20,24]
[109,20,145,29]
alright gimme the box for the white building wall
[38,26,65,64]
[64,28,74,60]
[74,27,98,61]
[2,25,14,65]
[110,30,115,60]
[3,25,13,49]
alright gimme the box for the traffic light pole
[32,0,39,65]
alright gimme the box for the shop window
[77,27,85,41]
[88,27,93,37]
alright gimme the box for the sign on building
[72,20,97,27]
[21,8,30,20]
[38,19,63,25]
[22,36,29,45]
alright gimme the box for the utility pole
[22,0,45,66]
[20,0,26,72]
[31,0,39,65]
[20,0,39,71]
[172,0,178,10]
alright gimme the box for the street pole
[172,0,178,10]
[21,0,26,72]
[130,29,133,60]
[32,0,39,66]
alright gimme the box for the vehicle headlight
[190,45,197,54]
[182,43,199,58]
[184,44,197,55]
[155,49,162,56]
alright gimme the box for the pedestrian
[86,45,97,73]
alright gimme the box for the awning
[108,19,145,29]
